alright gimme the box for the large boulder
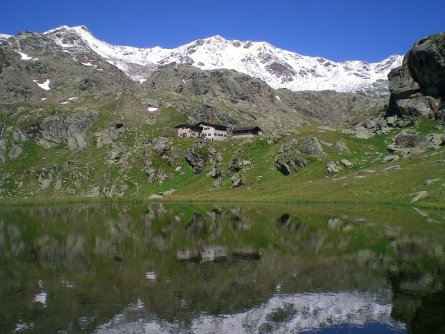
[300,137,325,157]
[275,155,307,175]
[394,131,424,148]
[406,33,445,98]
[388,66,420,99]
[386,32,445,125]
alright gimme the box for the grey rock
[383,165,401,172]
[95,128,120,147]
[394,95,438,119]
[392,130,441,153]
[333,140,350,153]
[426,133,445,146]
[143,155,168,184]
[386,32,445,124]
[106,145,126,163]
[160,189,176,196]
[406,32,445,98]
[207,148,223,178]
[424,179,440,186]
[228,156,243,173]
[354,117,389,138]
[275,155,307,175]
[38,110,97,151]
[341,159,353,167]
[395,131,424,148]
[37,165,60,191]
[152,136,178,166]
[279,138,299,153]
[231,173,243,188]
[8,143,22,160]
[185,148,207,174]
[383,154,400,163]
[152,136,171,154]
[207,167,222,178]
[411,191,429,203]
[300,136,325,157]
[326,161,341,174]
[213,177,223,188]
[0,139,6,164]
[386,116,398,126]
[12,130,27,142]
[40,115,68,145]
[388,65,420,98]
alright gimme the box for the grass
[1,101,444,209]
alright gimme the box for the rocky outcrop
[386,130,443,158]
[386,32,445,126]
[37,110,97,151]
[185,148,207,174]
[275,156,307,175]
[231,173,243,188]
[95,121,123,148]
[228,156,243,173]
[279,138,299,153]
[8,143,22,160]
[207,148,223,179]
[326,161,342,174]
[300,137,325,157]
[0,138,6,164]
[394,131,424,148]
[354,117,389,139]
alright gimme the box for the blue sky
[1,0,444,62]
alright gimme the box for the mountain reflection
[0,203,444,333]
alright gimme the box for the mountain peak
[12,25,402,97]
[206,35,226,41]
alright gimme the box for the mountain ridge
[3,25,402,97]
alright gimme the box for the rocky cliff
[386,32,445,126]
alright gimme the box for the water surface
[0,203,444,333]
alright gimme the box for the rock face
[37,110,97,151]
[185,148,207,174]
[275,156,307,175]
[207,148,223,178]
[386,32,445,126]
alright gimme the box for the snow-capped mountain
[10,25,403,96]
[96,291,405,333]
[0,33,11,40]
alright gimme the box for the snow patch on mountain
[17,51,34,60]
[33,79,51,91]
[0,33,11,40]
[40,25,402,96]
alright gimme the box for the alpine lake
[0,202,444,334]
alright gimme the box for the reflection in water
[0,203,444,333]
[96,291,405,334]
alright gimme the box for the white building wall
[200,126,227,141]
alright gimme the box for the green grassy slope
[0,97,444,207]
